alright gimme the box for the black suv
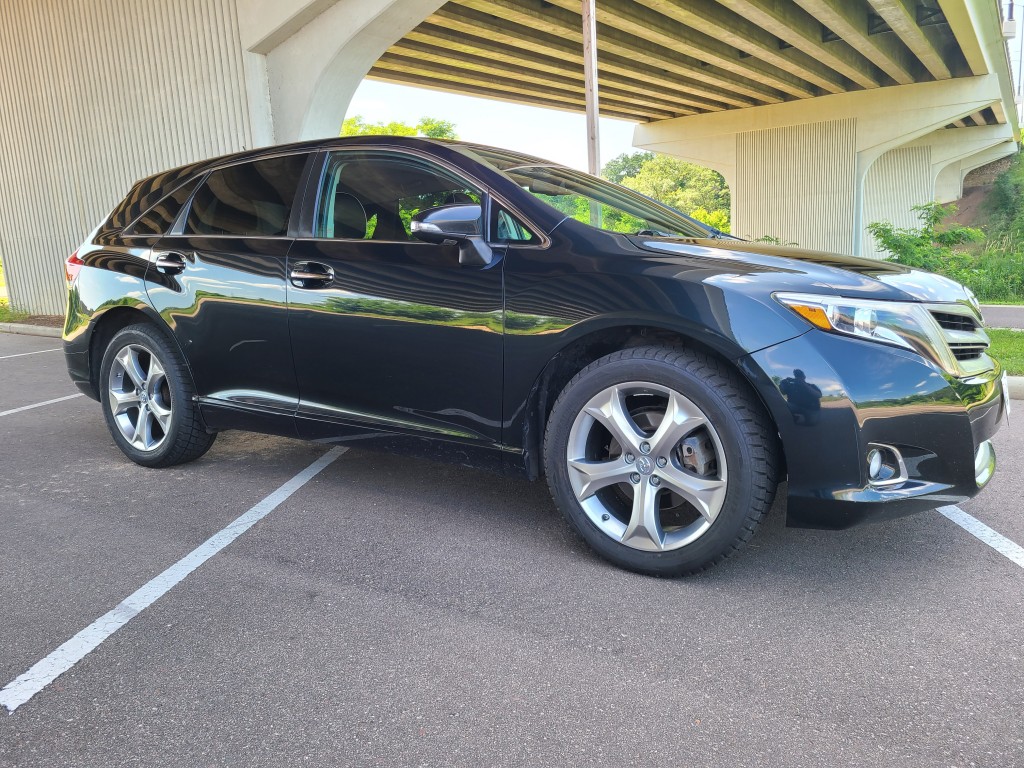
[63,136,1008,575]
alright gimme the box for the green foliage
[601,152,730,233]
[987,329,1024,374]
[0,298,27,324]
[869,198,1024,303]
[867,201,984,274]
[341,115,458,140]
[988,153,1024,238]
[415,117,458,140]
[602,152,654,184]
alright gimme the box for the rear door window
[184,154,309,237]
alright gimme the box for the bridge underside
[370,0,996,128]
[0,0,1020,314]
[357,0,1019,256]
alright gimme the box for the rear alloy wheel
[544,346,778,576]
[107,344,173,453]
[99,324,216,468]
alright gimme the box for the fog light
[867,449,883,480]
[866,444,907,487]
[975,440,996,488]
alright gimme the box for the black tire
[98,323,216,468]
[543,345,779,577]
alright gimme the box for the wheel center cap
[635,456,653,475]
[140,391,149,405]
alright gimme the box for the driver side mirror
[410,204,493,266]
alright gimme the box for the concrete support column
[236,0,445,144]
[635,75,1018,256]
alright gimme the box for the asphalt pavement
[982,304,1024,330]
[1,331,1022,767]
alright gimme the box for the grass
[989,329,1024,375]
[0,300,28,324]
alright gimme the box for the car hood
[628,237,976,305]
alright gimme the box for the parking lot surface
[1,331,1022,767]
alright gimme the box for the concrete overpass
[0,0,1018,314]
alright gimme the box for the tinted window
[185,154,308,237]
[315,151,482,240]
[127,177,201,236]
[505,165,710,238]
[496,208,536,243]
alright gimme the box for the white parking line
[0,393,84,418]
[0,446,347,713]
[0,348,61,360]
[938,505,1024,569]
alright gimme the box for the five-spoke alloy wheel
[107,344,173,452]
[99,324,216,468]
[544,345,779,576]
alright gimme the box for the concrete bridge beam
[634,75,1017,255]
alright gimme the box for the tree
[341,115,458,140]
[603,151,654,184]
[867,202,983,275]
[602,151,731,232]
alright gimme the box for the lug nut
[624,453,635,463]
[656,456,667,468]
[640,441,651,454]
[601,513,610,521]
[650,476,661,487]
[629,473,641,484]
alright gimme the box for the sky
[346,79,641,172]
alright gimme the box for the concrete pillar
[236,0,445,144]
[634,75,1018,256]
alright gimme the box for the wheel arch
[86,304,195,400]
[516,318,785,481]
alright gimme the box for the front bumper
[745,330,1007,529]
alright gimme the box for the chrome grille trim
[925,303,991,375]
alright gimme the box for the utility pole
[582,0,601,225]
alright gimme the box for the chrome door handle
[290,262,335,288]
[153,251,187,274]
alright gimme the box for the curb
[1009,376,1024,402]
[0,323,62,338]
[1,323,1021,399]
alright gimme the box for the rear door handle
[153,251,187,275]
[290,261,335,288]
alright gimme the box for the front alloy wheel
[567,382,728,553]
[544,345,779,576]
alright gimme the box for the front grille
[931,311,978,333]
[949,343,988,361]
[926,305,991,375]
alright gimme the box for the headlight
[775,293,958,372]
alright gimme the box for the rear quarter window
[184,154,308,237]
[125,177,202,236]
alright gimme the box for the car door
[145,152,313,430]
[286,148,505,452]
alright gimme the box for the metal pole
[582,0,602,226]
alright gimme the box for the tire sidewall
[99,325,190,467]
[545,353,762,576]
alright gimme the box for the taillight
[65,250,85,284]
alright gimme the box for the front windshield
[458,143,714,239]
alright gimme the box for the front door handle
[290,262,335,288]
[153,251,187,275]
